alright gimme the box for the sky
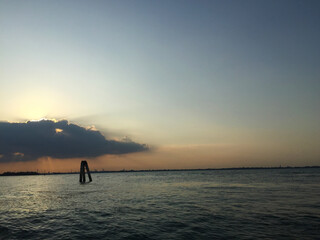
[0,0,320,172]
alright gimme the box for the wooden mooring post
[79,160,92,183]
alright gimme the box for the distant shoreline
[1,166,319,176]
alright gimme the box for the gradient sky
[1,0,320,172]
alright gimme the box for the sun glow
[18,106,47,120]
[17,97,52,120]
[9,87,66,121]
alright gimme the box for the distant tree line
[0,171,39,176]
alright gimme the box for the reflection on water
[0,169,320,239]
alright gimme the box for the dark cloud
[0,119,148,162]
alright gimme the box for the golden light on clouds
[55,128,63,133]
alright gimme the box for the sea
[0,168,319,239]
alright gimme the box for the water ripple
[0,169,319,239]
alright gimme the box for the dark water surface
[0,168,319,239]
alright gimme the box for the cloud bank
[0,119,148,162]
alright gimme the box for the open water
[0,168,319,239]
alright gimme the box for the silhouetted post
[85,161,92,182]
[80,161,85,182]
[79,160,92,183]
[79,163,83,182]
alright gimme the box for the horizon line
[1,165,319,176]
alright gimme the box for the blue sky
[0,0,319,171]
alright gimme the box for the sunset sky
[1,0,319,173]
